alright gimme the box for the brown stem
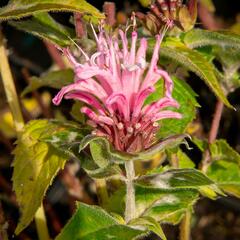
[198,2,224,30]
[103,2,116,26]
[74,13,86,38]
[43,40,66,69]
[202,100,224,172]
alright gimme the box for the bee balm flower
[53,24,181,153]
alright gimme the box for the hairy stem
[74,13,86,38]
[179,211,192,240]
[35,204,50,240]
[103,2,116,27]
[95,179,109,208]
[125,160,136,223]
[0,29,50,240]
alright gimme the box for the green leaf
[177,149,195,168]
[153,37,232,108]
[0,0,104,21]
[130,216,166,240]
[80,134,189,163]
[207,140,240,197]
[146,76,199,137]
[22,69,74,97]
[136,169,222,199]
[138,0,151,7]
[107,186,199,225]
[55,202,145,240]
[183,29,240,49]
[13,120,70,234]
[10,13,75,46]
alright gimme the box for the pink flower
[53,23,181,153]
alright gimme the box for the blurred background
[0,0,240,239]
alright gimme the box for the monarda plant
[0,0,240,240]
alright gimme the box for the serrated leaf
[0,0,104,21]
[207,140,240,197]
[107,186,199,225]
[13,120,70,234]
[9,13,74,46]
[22,69,74,97]
[146,76,199,137]
[55,202,145,240]
[183,29,240,49]
[153,37,232,108]
[130,216,166,240]
[80,134,188,163]
[136,169,221,198]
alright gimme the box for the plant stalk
[0,29,50,240]
[202,100,224,172]
[95,179,109,208]
[125,160,136,223]
[179,211,192,240]
[0,29,24,135]
[35,204,50,240]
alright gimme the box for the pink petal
[64,92,106,115]
[81,106,114,125]
[132,86,155,118]
[152,110,182,121]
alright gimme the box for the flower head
[53,21,181,153]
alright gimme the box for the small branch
[0,28,24,135]
[202,100,224,172]
[95,179,109,208]
[103,2,116,27]
[125,160,136,223]
[43,40,66,69]
[74,13,86,38]
[179,211,192,240]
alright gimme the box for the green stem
[179,211,192,240]
[125,160,136,223]
[0,29,50,240]
[95,179,109,208]
[35,204,50,240]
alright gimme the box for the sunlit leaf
[55,202,145,240]
[183,29,240,49]
[13,120,71,234]
[0,0,104,21]
[151,37,232,108]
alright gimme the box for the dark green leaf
[13,120,70,234]
[22,69,74,97]
[80,134,189,163]
[152,37,232,108]
[136,168,223,199]
[207,140,240,197]
[130,216,166,240]
[55,202,145,240]
[0,0,104,21]
[146,76,199,137]
[107,186,199,225]
[10,13,75,46]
